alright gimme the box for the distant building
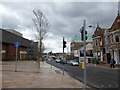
[71,42,84,57]
[54,53,63,58]
[79,42,93,57]
[108,12,120,65]
[1,28,38,61]
[70,41,93,60]
[71,34,92,58]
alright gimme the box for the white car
[56,59,61,63]
[67,60,79,66]
[48,58,51,61]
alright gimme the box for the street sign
[14,42,20,47]
[14,42,20,72]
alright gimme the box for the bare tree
[32,9,49,68]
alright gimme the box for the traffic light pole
[62,37,64,75]
[83,20,87,88]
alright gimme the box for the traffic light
[81,28,84,41]
[85,30,87,40]
[80,27,87,41]
[63,39,67,48]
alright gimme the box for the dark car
[60,59,67,64]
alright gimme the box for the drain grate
[55,70,61,74]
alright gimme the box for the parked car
[56,59,61,63]
[67,60,79,66]
[51,57,56,60]
[60,59,67,64]
[48,58,51,61]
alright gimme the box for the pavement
[1,61,89,88]
[87,63,119,69]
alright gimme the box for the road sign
[14,42,20,47]
[14,42,20,72]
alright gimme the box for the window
[96,40,98,46]
[100,38,102,45]
[116,36,119,42]
[108,35,110,43]
[114,32,119,42]
[94,40,95,46]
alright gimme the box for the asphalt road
[46,60,119,88]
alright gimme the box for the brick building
[1,28,38,61]
[92,25,106,62]
[108,12,120,65]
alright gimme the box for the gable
[110,15,120,30]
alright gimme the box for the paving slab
[1,61,88,88]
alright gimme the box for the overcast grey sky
[0,1,119,53]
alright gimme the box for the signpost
[14,42,20,72]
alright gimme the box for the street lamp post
[83,20,87,88]
[80,20,87,88]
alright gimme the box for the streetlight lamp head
[88,25,93,27]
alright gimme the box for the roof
[92,26,105,38]
[109,14,120,31]
[71,42,84,50]
[1,28,32,47]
